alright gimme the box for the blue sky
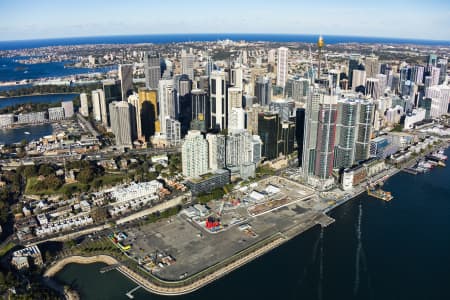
[0,0,449,41]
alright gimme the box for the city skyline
[1,0,449,41]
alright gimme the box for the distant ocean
[0,34,449,50]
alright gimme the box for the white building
[276,47,288,89]
[210,71,227,130]
[352,69,366,90]
[268,49,276,64]
[228,86,242,109]
[228,107,246,131]
[17,112,46,124]
[48,107,65,121]
[426,85,450,118]
[110,181,162,204]
[404,108,426,129]
[80,93,89,117]
[182,130,208,178]
[0,114,14,128]
[206,133,226,171]
[385,105,404,125]
[181,49,195,79]
[165,117,181,145]
[61,101,74,118]
[109,101,133,148]
[158,79,176,135]
[91,89,104,122]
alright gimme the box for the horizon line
[0,32,449,44]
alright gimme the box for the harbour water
[0,57,115,82]
[55,148,450,300]
[0,123,53,145]
[0,94,78,144]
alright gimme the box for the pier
[126,286,141,299]
[100,263,121,273]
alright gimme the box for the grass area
[0,242,16,257]
[68,237,122,257]
[91,173,128,188]
[196,188,225,204]
[25,173,129,197]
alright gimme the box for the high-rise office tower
[191,89,209,131]
[365,78,380,99]
[228,107,246,131]
[181,49,195,79]
[334,98,374,169]
[91,89,104,122]
[286,77,310,103]
[411,65,425,84]
[352,70,366,91]
[144,52,160,89]
[376,73,388,94]
[226,129,262,169]
[270,99,294,121]
[138,88,159,141]
[209,71,227,130]
[205,56,214,77]
[103,80,122,127]
[295,108,306,167]
[427,54,438,67]
[365,55,379,78]
[276,47,289,89]
[228,87,243,109]
[255,76,271,106]
[279,121,296,157]
[61,101,74,118]
[334,100,357,169]
[437,58,448,84]
[158,79,176,136]
[354,100,375,162]
[348,54,362,89]
[314,100,338,179]
[127,92,139,141]
[426,85,450,118]
[246,104,265,135]
[230,67,243,89]
[258,112,281,160]
[302,90,338,180]
[206,133,226,171]
[268,49,276,64]
[109,101,133,148]
[165,117,181,145]
[177,75,192,136]
[430,66,441,86]
[80,93,89,117]
[118,64,133,101]
[182,130,208,178]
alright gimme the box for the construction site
[120,176,333,281]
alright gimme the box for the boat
[24,131,30,135]
[438,161,446,167]
[367,187,393,202]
